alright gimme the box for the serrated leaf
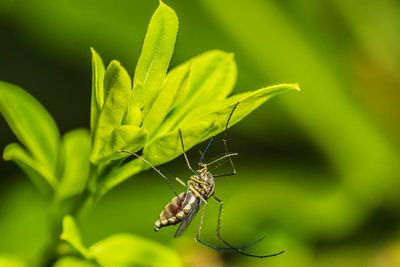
[144,120,217,166]
[3,143,56,193]
[95,125,147,163]
[186,83,301,133]
[58,129,91,199]
[144,84,299,166]
[53,257,96,267]
[60,215,91,259]
[91,61,132,163]
[0,81,60,172]
[89,234,182,267]
[155,50,237,136]
[142,63,190,140]
[133,1,178,115]
[90,48,106,134]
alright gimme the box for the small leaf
[53,257,96,267]
[144,121,217,166]
[142,63,190,140]
[0,253,28,267]
[90,48,106,133]
[133,0,178,114]
[58,129,91,199]
[3,143,57,192]
[95,125,147,163]
[122,103,142,127]
[181,50,237,106]
[60,215,91,259]
[91,61,132,163]
[89,234,182,267]
[122,82,144,127]
[103,61,130,102]
[0,81,60,172]
[155,50,237,136]
[190,83,300,132]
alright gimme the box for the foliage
[0,253,29,267]
[0,1,297,266]
[59,216,181,267]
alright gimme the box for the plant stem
[40,197,64,267]
[70,164,101,218]
[40,164,101,266]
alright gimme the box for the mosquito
[119,103,284,258]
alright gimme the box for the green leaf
[58,129,91,199]
[132,1,178,115]
[60,215,91,259]
[154,50,237,136]
[53,257,96,267]
[187,83,301,133]
[144,121,217,166]
[3,143,57,192]
[144,84,299,166]
[96,125,148,163]
[122,103,142,127]
[0,81,60,172]
[142,63,190,140]
[0,253,28,267]
[90,48,106,134]
[91,61,132,163]
[181,50,237,106]
[89,234,182,267]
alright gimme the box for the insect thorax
[189,167,215,198]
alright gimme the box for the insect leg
[222,103,238,175]
[118,150,180,199]
[195,203,246,251]
[207,103,240,177]
[179,129,197,175]
[213,196,284,258]
[205,153,238,167]
[175,177,186,187]
[194,201,261,251]
[189,185,208,204]
[198,136,215,164]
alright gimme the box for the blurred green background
[1,0,400,266]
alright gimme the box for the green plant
[0,1,298,266]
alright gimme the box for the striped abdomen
[154,192,197,231]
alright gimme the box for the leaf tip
[2,143,23,161]
[157,0,178,24]
[158,0,169,9]
[90,47,99,57]
[292,83,301,92]
[157,0,173,13]
[2,145,12,161]
[108,60,121,68]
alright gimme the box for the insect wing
[174,199,202,237]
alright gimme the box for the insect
[120,103,283,258]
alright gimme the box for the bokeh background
[1,0,400,266]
